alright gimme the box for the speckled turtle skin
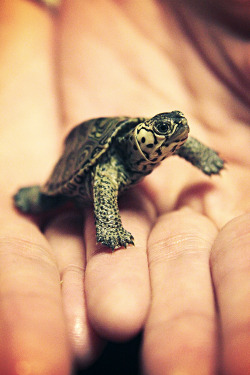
[14,111,224,249]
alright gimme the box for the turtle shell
[42,116,145,195]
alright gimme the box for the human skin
[0,1,249,374]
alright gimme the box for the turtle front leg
[92,164,134,250]
[176,136,225,175]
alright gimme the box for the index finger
[84,190,156,342]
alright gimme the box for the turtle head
[133,111,189,165]
[119,111,189,174]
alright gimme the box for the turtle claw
[96,227,134,250]
[203,152,225,176]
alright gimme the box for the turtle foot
[96,226,134,250]
[14,185,65,214]
[177,137,225,176]
[14,186,43,213]
[202,151,225,176]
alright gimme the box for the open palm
[0,1,249,374]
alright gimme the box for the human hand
[1,1,249,375]
[0,2,103,374]
[57,1,249,374]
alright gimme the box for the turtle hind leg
[14,185,65,214]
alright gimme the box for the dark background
[75,334,142,375]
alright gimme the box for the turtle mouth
[167,123,189,144]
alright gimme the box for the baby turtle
[14,111,224,249]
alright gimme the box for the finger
[0,212,71,375]
[211,213,250,375]
[44,212,104,366]
[143,208,218,375]
[84,190,156,341]
[174,164,250,229]
[0,0,60,190]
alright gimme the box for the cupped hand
[0,1,249,375]
[0,2,102,374]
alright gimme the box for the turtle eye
[153,122,171,135]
